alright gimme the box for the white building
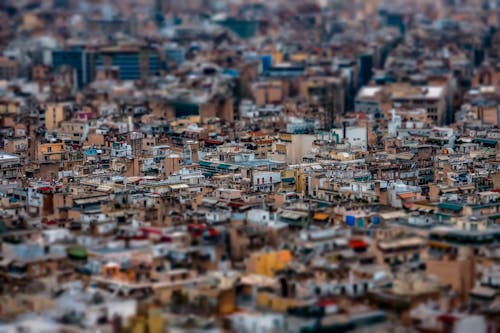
[246,208,289,229]
[331,126,368,152]
[252,171,281,192]
[268,133,316,164]
[228,313,285,333]
[355,86,383,116]
[387,181,421,208]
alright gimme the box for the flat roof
[392,86,444,100]
[236,159,282,168]
[0,152,20,161]
[379,211,408,220]
[378,237,425,250]
[357,86,382,99]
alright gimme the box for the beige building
[355,83,448,125]
[164,154,182,176]
[0,99,20,116]
[0,57,19,80]
[299,76,346,128]
[199,97,234,123]
[45,103,69,132]
[251,81,284,105]
[4,137,28,155]
[267,133,315,164]
[476,104,500,126]
[472,65,500,86]
[60,120,87,142]
[37,141,65,163]
[426,253,475,298]
[389,84,447,125]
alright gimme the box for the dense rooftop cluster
[0,0,500,332]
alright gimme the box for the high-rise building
[302,77,346,130]
[52,49,86,88]
[358,53,374,87]
[96,46,160,81]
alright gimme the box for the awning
[170,184,189,190]
[334,239,348,246]
[199,161,213,167]
[349,239,367,249]
[280,211,305,221]
[218,164,231,170]
[282,177,295,183]
[438,202,463,211]
[379,211,407,220]
[317,201,330,209]
[473,138,497,146]
[203,139,223,145]
[398,192,415,199]
[313,213,330,221]
[428,241,451,249]
[74,195,109,205]
[38,186,53,192]
[437,314,459,325]
[378,237,424,250]
[470,286,497,299]
[435,212,451,220]
[240,274,278,288]
[96,185,113,193]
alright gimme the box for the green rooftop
[438,202,463,212]
[199,161,212,167]
[470,202,500,209]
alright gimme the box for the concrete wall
[426,257,475,296]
